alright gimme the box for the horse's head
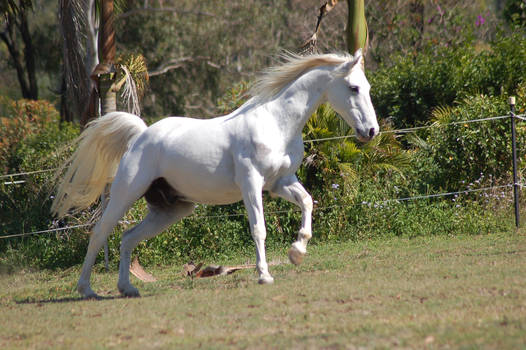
[326,49,379,142]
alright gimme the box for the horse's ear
[353,49,364,69]
[335,60,355,76]
[335,50,363,76]
[353,48,363,60]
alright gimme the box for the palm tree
[98,0,117,115]
[346,0,368,54]
[59,0,95,123]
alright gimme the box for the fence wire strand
[2,113,524,181]
[1,112,524,238]
[304,114,515,143]
[0,184,515,240]
[0,168,58,180]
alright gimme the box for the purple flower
[476,15,485,27]
[436,4,444,16]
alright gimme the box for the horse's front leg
[270,175,313,265]
[237,171,274,284]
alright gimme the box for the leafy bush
[504,0,526,27]
[3,43,525,270]
[0,98,80,267]
[0,97,63,172]
[370,31,526,128]
[300,104,412,199]
[409,88,526,190]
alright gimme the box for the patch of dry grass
[1,231,526,349]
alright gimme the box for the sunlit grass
[1,231,526,349]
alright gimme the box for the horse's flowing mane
[249,52,352,100]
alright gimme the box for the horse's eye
[350,86,359,94]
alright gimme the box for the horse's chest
[255,144,302,179]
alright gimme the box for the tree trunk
[98,0,118,272]
[85,0,99,77]
[346,0,368,55]
[99,0,117,115]
[495,0,504,12]
[0,9,38,100]
[409,0,425,51]
[18,11,38,99]
[58,0,91,123]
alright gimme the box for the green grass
[1,231,526,349]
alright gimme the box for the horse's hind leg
[117,200,195,297]
[77,198,134,299]
[77,168,152,298]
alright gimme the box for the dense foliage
[370,31,526,127]
[1,40,525,268]
[0,2,525,270]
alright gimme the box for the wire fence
[1,112,524,239]
[2,113,524,183]
[0,184,517,240]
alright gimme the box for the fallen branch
[130,256,157,282]
[183,261,256,278]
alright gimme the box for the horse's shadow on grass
[15,294,146,305]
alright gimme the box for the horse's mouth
[356,128,377,142]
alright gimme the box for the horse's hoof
[81,292,101,300]
[119,285,141,298]
[288,245,306,265]
[78,284,99,299]
[122,289,141,298]
[258,275,274,284]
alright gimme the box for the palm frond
[405,132,430,150]
[431,105,454,124]
[115,54,149,116]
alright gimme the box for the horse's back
[123,116,242,204]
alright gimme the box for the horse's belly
[178,181,242,205]
[160,157,242,205]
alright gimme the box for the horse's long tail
[51,112,148,218]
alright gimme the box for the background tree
[0,0,513,119]
[503,0,526,27]
[59,0,92,122]
[97,0,117,115]
[346,0,368,54]
[1,0,38,100]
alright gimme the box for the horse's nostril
[369,128,376,138]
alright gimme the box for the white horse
[52,49,378,298]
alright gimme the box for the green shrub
[3,47,525,270]
[504,0,526,27]
[410,90,526,190]
[0,98,81,268]
[0,97,63,172]
[370,31,526,128]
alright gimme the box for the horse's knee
[300,192,313,212]
[251,224,267,241]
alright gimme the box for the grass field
[2,231,526,349]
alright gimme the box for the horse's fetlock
[298,228,312,241]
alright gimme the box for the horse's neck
[264,68,331,141]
